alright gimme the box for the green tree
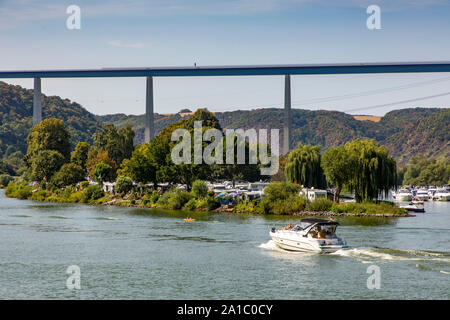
[285,143,326,189]
[30,150,65,182]
[93,162,113,184]
[344,139,397,202]
[93,124,135,167]
[71,142,90,170]
[25,118,71,166]
[192,180,208,199]
[119,143,157,185]
[52,163,86,187]
[115,175,133,194]
[321,146,353,202]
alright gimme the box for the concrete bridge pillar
[33,77,42,126]
[283,74,291,155]
[145,76,155,143]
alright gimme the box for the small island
[1,110,417,217]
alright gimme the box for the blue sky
[0,0,449,116]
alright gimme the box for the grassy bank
[4,180,409,217]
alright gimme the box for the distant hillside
[0,81,448,173]
[97,107,449,164]
[0,81,102,158]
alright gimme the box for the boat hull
[270,234,348,253]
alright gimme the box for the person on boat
[310,226,320,238]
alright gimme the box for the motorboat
[414,189,429,201]
[433,188,450,201]
[270,218,348,253]
[393,188,413,201]
[399,203,425,213]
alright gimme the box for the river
[0,190,448,299]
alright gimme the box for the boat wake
[259,241,450,273]
[258,240,287,253]
[331,247,450,272]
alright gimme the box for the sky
[0,0,449,116]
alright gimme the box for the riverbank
[3,181,411,217]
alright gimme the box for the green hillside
[0,81,102,174]
[97,107,449,164]
[0,81,448,175]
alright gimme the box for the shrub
[257,182,303,214]
[0,174,13,188]
[30,189,50,201]
[192,180,208,199]
[183,199,198,211]
[156,188,193,210]
[81,184,104,202]
[52,163,86,187]
[80,181,90,190]
[306,198,333,212]
[167,191,193,210]
[150,190,159,203]
[259,194,306,215]
[115,176,133,194]
[263,182,301,202]
[206,198,221,211]
[5,182,32,200]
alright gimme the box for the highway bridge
[1,61,450,154]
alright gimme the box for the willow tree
[285,143,326,189]
[321,146,353,203]
[344,139,397,202]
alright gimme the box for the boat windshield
[308,224,337,239]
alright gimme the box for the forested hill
[0,81,448,172]
[0,81,102,172]
[97,107,449,164]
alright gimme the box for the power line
[341,91,450,113]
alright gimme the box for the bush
[157,189,193,210]
[192,180,208,199]
[256,182,303,214]
[80,181,90,190]
[258,194,306,215]
[150,190,159,203]
[5,182,32,200]
[263,182,301,202]
[330,201,407,215]
[183,199,198,211]
[30,189,50,201]
[306,198,333,212]
[167,191,193,210]
[206,198,221,211]
[115,176,133,194]
[81,184,104,202]
[52,163,86,187]
[0,174,13,188]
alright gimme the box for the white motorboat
[414,189,429,201]
[270,218,348,253]
[433,188,450,201]
[399,203,425,213]
[393,188,413,201]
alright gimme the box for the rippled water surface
[0,190,449,299]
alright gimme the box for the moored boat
[433,188,450,201]
[394,188,413,201]
[399,203,425,213]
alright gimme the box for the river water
[0,190,449,299]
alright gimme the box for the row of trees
[398,154,449,186]
[23,118,135,187]
[284,140,397,203]
[22,110,266,189]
